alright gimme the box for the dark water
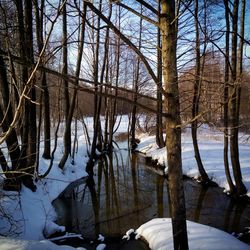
[53,148,250,243]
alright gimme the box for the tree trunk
[191,0,210,183]
[34,0,51,159]
[0,53,21,173]
[60,2,71,168]
[24,0,36,168]
[160,0,189,249]
[229,0,246,196]
[223,0,236,194]
[156,2,164,148]
[88,1,103,173]
[62,2,70,119]
[59,3,87,169]
[130,6,143,150]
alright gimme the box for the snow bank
[0,133,88,240]
[137,126,250,196]
[136,218,250,250]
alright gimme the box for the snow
[0,236,86,250]
[0,116,130,248]
[122,229,135,240]
[0,157,88,240]
[136,218,250,250]
[0,122,90,242]
[98,234,105,242]
[1,117,250,249]
[95,243,106,250]
[137,125,250,196]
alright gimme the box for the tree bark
[161,0,189,249]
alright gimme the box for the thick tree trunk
[0,54,21,173]
[161,0,188,249]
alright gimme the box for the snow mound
[136,218,250,250]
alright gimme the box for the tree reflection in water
[53,149,250,241]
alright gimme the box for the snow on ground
[0,116,131,248]
[1,117,250,249]
[0,236,86,250]
[137,125,250,196]
[0,124,90,241]
[136,218,250,250]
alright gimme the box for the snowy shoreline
[137,126,250,197]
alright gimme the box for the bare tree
[160,0,188,248]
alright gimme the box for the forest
[0,0,250,249]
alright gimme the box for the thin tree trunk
[24,0,37,169]
[223,0,236,194]
[62,2,70,119]
[34,0,51,159]
[97,3,112,151]
[229,0,246,196]
[108,8,121,149]
[89,1,102,166]
[59,3,87,169]
[59,2,71,169]
[130,6,143,150]
[161,0,188,249]
[156,1,164,148]
[191,0,209,183]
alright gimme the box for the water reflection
[53,149,250,240]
